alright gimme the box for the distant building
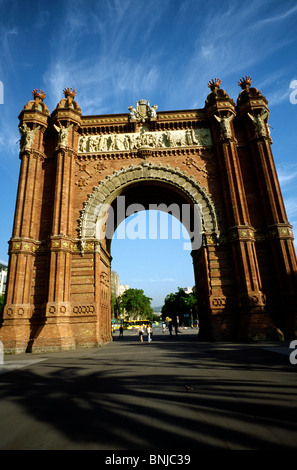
[119,284,129,296]
[0,262,8,295]
[111,271,129,299]
[183,287,193,294]
[111,270,120,299]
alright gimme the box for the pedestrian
[147,324,152,342]
[119,325,124,340]
[162,322,166,333]
[168,322,173,336]
[175,323,178,335]
[138,325,144,342]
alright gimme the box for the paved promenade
[0,328,297,450]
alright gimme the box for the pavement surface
[0,327,297,451]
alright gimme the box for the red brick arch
[1,80,297,353]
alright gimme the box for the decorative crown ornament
[238,76,253,89]
[32,89,46,101]
[63,87,77,99]
[208,78,222,91]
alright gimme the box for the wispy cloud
[277,164,297,186]
[36,0,297,114]
[42,0,169,113]
[255,3,297,26]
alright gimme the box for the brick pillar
[205,78,271,340]
[237,77,297,338]
[39,146,76,351]
[33,88,82,352]
[1,89,49,352]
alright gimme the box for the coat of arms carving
[128,99,158,122]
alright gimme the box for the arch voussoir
[78,161,219,244]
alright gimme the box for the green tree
[161,287,197,325]
[0,294,4,310]
[111,294,123,320]
[119,288,153,320]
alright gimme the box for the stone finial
[238,76,252,90]
[56,87,81,113]
[32,89,46,102]
[208,78,222,91]
[22,89,49,115]
[63,87,77,99]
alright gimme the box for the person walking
[147,324,152,342]
[138,325,144,342]
[119,325,124,340]
[175,322,179,336]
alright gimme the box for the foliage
[0,294,4,316]
[119,288,154,320]
[111,293,122,319]
[161,287,197,323]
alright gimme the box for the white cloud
[255,3,297,26]
[277,164,297,186]
[284,197,297,220]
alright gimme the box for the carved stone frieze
[78,127,212,153]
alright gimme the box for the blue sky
[0,0,297,307]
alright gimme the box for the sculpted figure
[157,133,166,148]
[114,134,123,150]
[214,114,234,139]
[247,110,269,136]
[149,104,158,118]
[165,131,175,147]
[185,129,198,146]
[54,123,73,147]
[19,123,40,150]
[128,105,137,121]
[79,136,87,152]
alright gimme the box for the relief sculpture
[78,127,212,153]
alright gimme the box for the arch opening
[111,210,196,317]
[79,162,220,254]
[101,180,204,255]
[77,163,219,340]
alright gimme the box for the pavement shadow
[0,335,296,450]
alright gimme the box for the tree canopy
[119,288,154,320]
[161,287,197,324]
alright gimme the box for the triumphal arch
[1,77,297,353]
